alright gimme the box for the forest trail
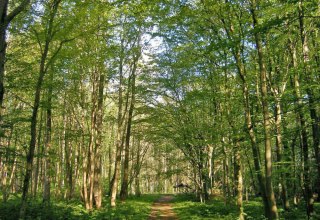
[148,195,178,220]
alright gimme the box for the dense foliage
[0,0,319,219]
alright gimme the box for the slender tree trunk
[291,129,299,206]
[290,37,314,217]
[82,119,89,209]
[7,156,17,198]
[234,140,244,220]
[108,123,114,195]
[87,75,97,210]
[250,1,278,219]
[20,47,49,219]
[20,36,50,220]
[88,110,96,210]
[0,22,7,116]
[19,2,61,217]
[229,34,269,217]
[65,120,73,200]
[222,143,229,204]
[60,109,66,197]
[33,111,43,198]
[267,37,289,211]
[2,126,13,202]
[110,41,125,207]
[120,53,138,200]
[221,14,269,214]
[299,0,320,208]
[274,100,289,210]
[3,130,18,201]
[88,128,95,209]
[135,139,141,197]
[93,73,105,209]
[43,71,53,204]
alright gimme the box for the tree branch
[44,37,75,72]
[5,0,30,24]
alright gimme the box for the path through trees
[148,195,178,220]
[0,1,319,220]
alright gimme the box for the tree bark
[221,14,269,216]
[290,37,314,216]
[1,125,13,202]
[19,1,61,218]
[234,140,244,220]
[65,117,73,200]
[93,72,105,209]
[298,0,320,209]
[274,100,289,210]
[33,111,43,198]
[110,39,125,207]
[120,51,138,201]
[0,0,30,117]
[87,71,97,210]
[250,1,278,218]
[43,70,53,204]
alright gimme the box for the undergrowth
[172,193,320,220]
[0,194,160,220]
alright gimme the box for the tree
[250,1,278,218]
[0,0,30,117]
[19,0,67,217]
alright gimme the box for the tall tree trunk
[223,23,269,217]
[222,142,229,204]
[82,120,89,209]
[298,0,320,209]
[87,73,97,210]
[43,71,53,204]
[93,73,105,209]
[1,125,13,202]
[274,100,289,210]
[110,40,125,207]
[267,37,290,211]
[220,11,270,214]
[65,118,73,201]
[134,139,141,197]
[19,40,50,219]
[234,140,244,220]
[33,110,43,198]
[250,1,278,219]
[290,128,299,206]
[290,36,314,217]
[19,1,61,218]
[120,52,138,201]
[108,123,114,195]
[88,128,95,209]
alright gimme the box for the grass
[1,193,320,219]
[172,194,238,220]
[172,193,320,220]
[0,194,160,220]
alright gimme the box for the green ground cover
[172,194,320,220]
[1,193,320,219]
[0,194,160,220]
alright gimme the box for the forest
[0,0,319,219]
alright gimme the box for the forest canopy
[0,0,319,220]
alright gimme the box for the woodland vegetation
[0,0,319,219]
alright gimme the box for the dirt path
[148,195,178,220]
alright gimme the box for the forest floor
[148,195,178,220]
[1,193,320,219]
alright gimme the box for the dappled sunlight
[1,0,320,220]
